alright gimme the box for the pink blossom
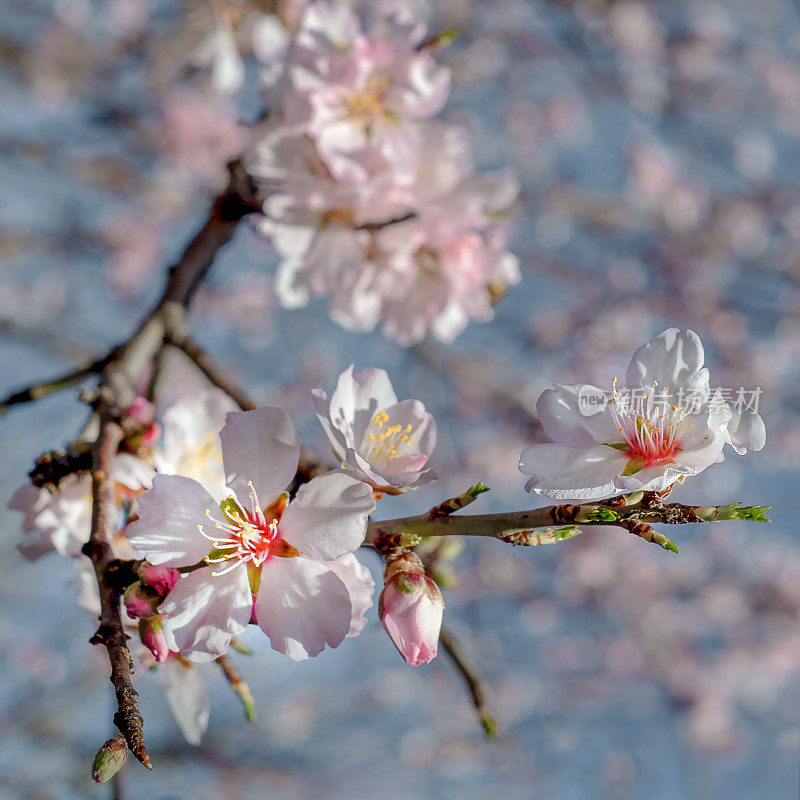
[313,365,437,493]
[124,396,161,450]
[249,117,519,344]
[153,389,239,502]
[126,406,376,662]
[379,560,443,666]
[8,456,154,561]
[281,2,450,176]
[519,329,766,499]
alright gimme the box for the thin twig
[82,411,151,769]
[167,331,331,486]
[439,627,497,736]
[168,334,256,411]
[0,354,111,415]
[216,655,256,722]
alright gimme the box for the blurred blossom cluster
[246,1,519,344]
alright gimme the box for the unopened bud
[140,564,180,596]
[694,506,719,521]
[379,567,444,667]
[139,617,169,662]
[575,506,620,523]
[92,735,127,783]
[123,397,161,450]
[124,582,155,619]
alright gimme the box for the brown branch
[82,411,151,769]
[438,627,497,737]
[74,161,261,771]
[159,161,261,309]
[355,212,415,231]
[28,446,93,489]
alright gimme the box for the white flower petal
[126,475,217,567]
[255,557,352,661]
[160,565,251,663]
[727,407,766,454]
[111,454,155,491]
[328,365,398,447]
[519,443,629,500]
[324,553,375,637]
[280,471,375,560]
[536,385,620,449]
[156,389,238,500]
[312,387,347,460]
[615,464,693,494]
[8,483,47,533]
[162,660,210,746]
[220,407,300,504]
[625,328,709,396]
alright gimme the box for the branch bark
[82,411,150,769]
[366,491,770,553]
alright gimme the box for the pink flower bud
[139,617,169,662]
[124,397,161,449]
[140,563,180,596]
[124,582,154,619]
[379,570,444,667]
[125,396,155,425]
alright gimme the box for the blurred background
[1,0,799,797]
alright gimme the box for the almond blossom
[283,1,450,178]
[313,365,437,493]
[8,455,153,561]
[249,114,519,344]
[519,329,766,500]
[153,388,239,501]
[126,406,376,662]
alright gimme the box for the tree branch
[82,411,151,769]
[366,491,770,554]
[0,354,111,415]
[74,161,261,770]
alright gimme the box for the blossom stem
[216,655,256,723]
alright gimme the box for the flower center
[363,409,417,470]
[344,75,391,124]
[197,482,288,577]
[609,378,691,466]
[415,245,440,278]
